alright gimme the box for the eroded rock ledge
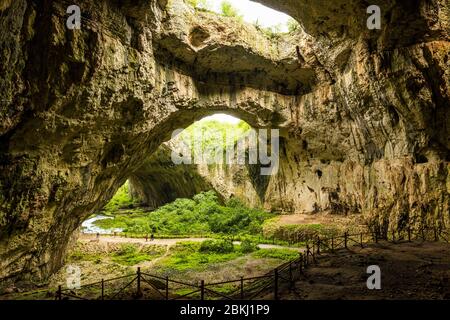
[0,0,449,287]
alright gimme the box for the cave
[0,0,449,298]
[125,113,267,209]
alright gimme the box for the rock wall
[0,0,448,286]
[128,145,216,209]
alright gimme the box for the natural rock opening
[0,0,448,290]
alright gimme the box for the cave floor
[280,241,450,300]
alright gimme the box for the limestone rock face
[0,0,449,286]
[128,144,216,209]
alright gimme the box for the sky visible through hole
[202,0,291,32]
[200,114,241,124]
[195,1,292,124]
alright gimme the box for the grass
[68,250,104,264]
[101,181,138,215]
[252,248,300,261]
[262,218,340,242]
[155,242,243,272]
[70,244,166,267]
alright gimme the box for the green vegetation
[220,1,242,20]
[156,239,287,273]
[262,218,340,242]
[69,250,103,264]
[178,119,251,161]
[95,191,273,237]
[186,0,300,37]
[200,239,234,254]
[239,238,259,253]
[101,181,137,215]
[112,244,150,266]
[252,248,299,261]
[156,242,242,272]
[111,244,165,266]
[287,18,300,33]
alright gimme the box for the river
[81,215,123,234]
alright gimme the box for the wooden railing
[12,225,450,300]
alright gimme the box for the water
[81,215,123,234]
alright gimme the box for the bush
[102,181,137,214]
[112,244,152,266]
[199,239,234,254]
[287,18,300,33]
[116,244,138,256]
[240,239,259,253]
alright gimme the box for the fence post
[391,229,395,243]
[289,262,293,291]
[422,227,425,241]
[316,236,321,255]
[408,227,411,242]
[331,237,334,252]
[240,276,244,300]
[200,280,205,301]
[273,268,279,300]
[360,233,364,248]
[374,230,378,243]
[136,267,141,297]
[344,232,348,249]
[57,285,62,301]
[165,276,169,300]
[101,279,104,300]
[434,227,438,242]
[305,244,309,266]
[299,254,303,274]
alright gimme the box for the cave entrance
[87,113,277,236]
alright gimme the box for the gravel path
[80,234,302,251]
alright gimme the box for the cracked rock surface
[0,0,449,286]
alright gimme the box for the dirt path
[282,241,450,300]
[80,234,301,251]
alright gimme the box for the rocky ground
[282,241,450,300]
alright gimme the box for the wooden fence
[13,225,450,300]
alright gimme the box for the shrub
[240,239,259,253]
[116,244,138,256]
[95,190,274,237]
[102,181,137,214]
[199,239,234,254]
[112,244,152,266]
[287,18,300,33]
[220,1,243,21]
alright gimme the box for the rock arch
[0,0,449,286]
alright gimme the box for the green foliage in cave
[94,191,273,236]
[178,118,251,159]
[101,181,137,215]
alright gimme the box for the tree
[221,1,243,20]
[287,18,300,33]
